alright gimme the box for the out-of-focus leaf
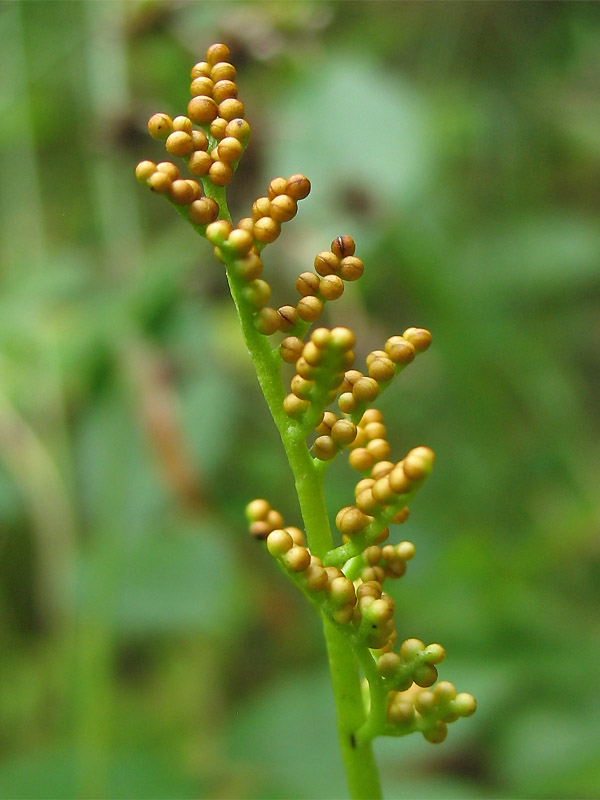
[75,390,168,536]
[0,747,78,800]
[227,668,345,799]
[0,744,198,799]
[456,214,600,299]
[496,707,600,798]
[115,523,243,636]
[265,55,432,236]
[74,520,245,637]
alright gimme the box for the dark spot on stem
[350,733,356,749]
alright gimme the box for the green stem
[173,189,383,797]
[219,248,382,798]
[323,620,383,799]
[354,646,387,747]
[220,249,335,556]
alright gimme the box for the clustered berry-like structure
[137,43,475,799]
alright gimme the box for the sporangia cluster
[137,42,475,749]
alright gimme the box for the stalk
[323,621,383,799]
[221,248,382,798]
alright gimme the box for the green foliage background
[1,1,599,797]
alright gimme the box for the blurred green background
[1,1,599,797]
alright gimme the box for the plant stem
[323,620,383,799]
[219,247,382,798]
